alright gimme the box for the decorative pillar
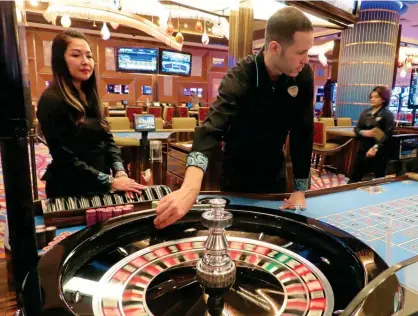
[336,1,401,120]
[228,0,254,68]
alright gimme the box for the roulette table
[34,181,408,316]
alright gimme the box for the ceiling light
[61,15,71,28]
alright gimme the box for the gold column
[228,0,254,68]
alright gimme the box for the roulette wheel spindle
[196,198,236,315]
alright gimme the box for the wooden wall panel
[100,77,136,102]
[26,27,329,108]
[180,47,208,82]
[207,72,225,104]
[135,75,155,103]
[157,76,179,104]
[26,28,228,105]
[311,61,332,87]
[207,51,228,73]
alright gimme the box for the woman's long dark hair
[50,30,108,130]
[370,86,391,108]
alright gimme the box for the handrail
[341,254,418,315]
[36,135,47,146]
[313,138,353,153]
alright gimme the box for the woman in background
[348,86,395,183]
[37,30,144,198]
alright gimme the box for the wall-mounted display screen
[116,47,158,74]
[142,86,152,95]
[183,87,202,97]
[159,50,191,76]
[408,68,418,109]
[106,84,129,94]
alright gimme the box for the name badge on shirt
[288,85,298,97]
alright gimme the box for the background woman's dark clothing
[37,86,124,198]
[349,106,394,183]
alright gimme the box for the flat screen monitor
[408,68,418,109]
[116,47,158,74]
[184,87,202,97]
[399,137,418,159]
[106,84,129,95]
[134,114,156,132]
[159,49,191,76]
[142,86,152,95]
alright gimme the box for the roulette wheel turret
[196,198,235,315]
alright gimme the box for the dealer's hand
[154,186,199,229]
[279,191,307,211]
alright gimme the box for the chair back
[172,117,197,129]
[320,117,335,127]
[155,117,164,130]
[107,117,130,130]
[336,117,352,126]
[148,107,162,118]
[163,107,175,123]
[126,106,143,125]
[178,107,189,117]
[405,113,413,121]
[313,121,327,146]
[198,107,210,124]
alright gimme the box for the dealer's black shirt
[37,85,124,198]
[187,50,314,193]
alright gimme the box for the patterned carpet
[0,144,349,259]
[0,144,50,259]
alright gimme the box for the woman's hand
[366,146,377,158]
[111,177,146,194]
[362,130,375,138]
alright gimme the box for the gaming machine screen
[408,68,418,109]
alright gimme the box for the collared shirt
[354,106,395,152]
[186,50,314,193]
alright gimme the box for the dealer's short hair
[265,7,313,46]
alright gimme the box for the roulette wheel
[36,196,399,316]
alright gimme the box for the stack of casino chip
[36,225,57,249]
[40,231,73,256]
[85,204,135,226]
[36,225,47,249]
[45,226,56,242]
